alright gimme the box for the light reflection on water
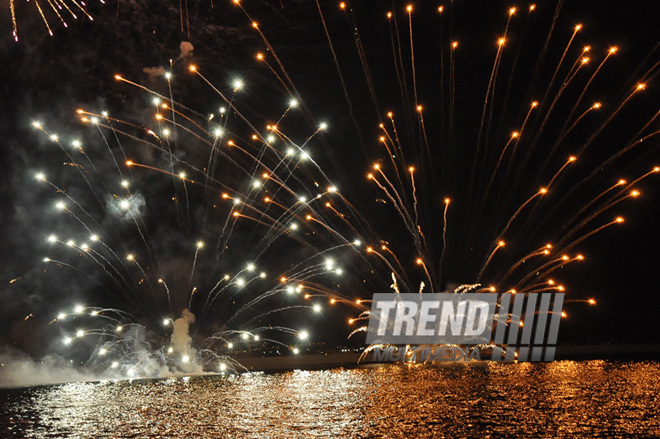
[1,361,659,438]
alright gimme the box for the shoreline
[238,343,660,372]
[2,344,660,389]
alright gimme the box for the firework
[9,0,103,42]
[234,1,659,347]
[33,61,373,376]
[27,2,660,377]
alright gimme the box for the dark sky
[1,0,660,361]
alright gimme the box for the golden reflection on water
[1,361,659,438]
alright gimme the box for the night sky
[1,0,660,365]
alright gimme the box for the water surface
[1,361,659,438]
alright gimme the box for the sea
[1,361,659,438]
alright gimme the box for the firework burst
[26,1,660,376]
[9,0,103,42]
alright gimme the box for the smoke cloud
[0,350,112,388]
[142,66,166,80]
[178,41,194,59]
[171,309,201,373]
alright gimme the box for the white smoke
[142,66,166,79]
[0,351,115,388]
[178,41,194,59]
[106,193,146,222]
[141,42,193,81]
[171,309,201,373]
[0,309,204,388]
